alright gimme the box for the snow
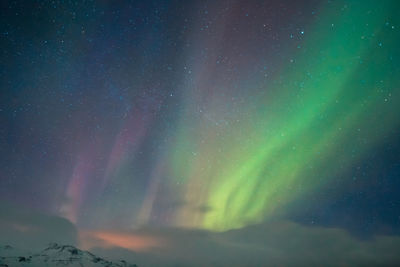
[0,243,136,267]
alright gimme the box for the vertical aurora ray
[3,2,400,260]
[160,0,400,231]
[103,109,153,187]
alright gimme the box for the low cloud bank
[91,220,400,266]
[1,202,399,266]
[0,203,78,251]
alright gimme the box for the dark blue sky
[1,1,400,265]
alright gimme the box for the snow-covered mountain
[0,243,137,267]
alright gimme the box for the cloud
[0,202,78,251]
[89,220,400,266]
[79,230,164,252]
[2,200,399,266]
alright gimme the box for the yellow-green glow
[162,0,400,231]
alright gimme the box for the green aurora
[165,0,400,231]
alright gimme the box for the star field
[1,0,400,265]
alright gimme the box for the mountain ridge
[0,243,137,267]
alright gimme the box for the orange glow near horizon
[79,230,165,252]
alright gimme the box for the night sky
[1,0,400,266]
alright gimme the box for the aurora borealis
[1,0,400,265]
